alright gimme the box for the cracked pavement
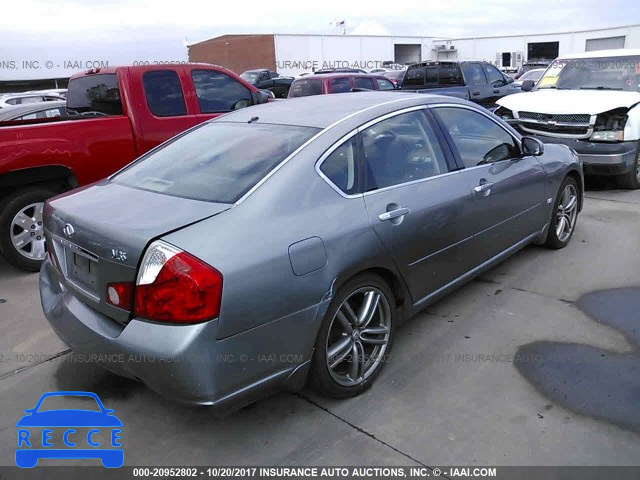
[1,187,639,467]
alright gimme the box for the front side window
[191,69,253,113]
[67,73,123,115]
[483,64,505,84]
[319,137,358,195]
[143,70,187,117]
[362,110,449,191]
[329,77,352,93]
[434,107,520,168]
[376,78,395,90]
[113,122,319,203]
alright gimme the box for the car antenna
[248,116,259,123]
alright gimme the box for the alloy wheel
[325,287,391,387]
[10,202,46,261]
[555,184,578,243]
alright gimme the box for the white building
[189,24,640,76]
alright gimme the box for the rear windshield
[112,122,319,203]
[66,74,123,116]
[404,63,464,87]
[289,78,323,97]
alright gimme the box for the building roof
[213,91,465,129]
[558,48,640,59]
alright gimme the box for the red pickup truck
[0,63,268,271]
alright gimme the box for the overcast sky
[1,0,639,79]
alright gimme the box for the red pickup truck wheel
[0,187,56,272]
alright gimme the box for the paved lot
[1,186,639,467]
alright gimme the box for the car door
[482,63,514,104]
[460,62,491,106]
[359,108,478,303]
[137,68,200,153]
[431,105,547,265]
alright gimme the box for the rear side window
[191,70,253,113]
[67,74,123,115]
[404,66,425,86]
[438,65,464,85]
[354,77,375,90]
[319,137,358,195]
[362,110,449,190]
[289,78,323,97]
[143,70,187,117]
[113,122,320,203]
[329,77,352,93]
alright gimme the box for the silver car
[40,92,583,412]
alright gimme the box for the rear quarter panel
[162,125,403,342]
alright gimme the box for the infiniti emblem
[63,223,75,238]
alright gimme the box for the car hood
[16,410,123,427]
[497,89,640,114]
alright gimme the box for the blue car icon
[16,391,123,468]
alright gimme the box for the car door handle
[473,182,494,196]
[379,207,410,222]
[472,91,480,96]
[493,89,500,94]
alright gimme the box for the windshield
[240,72,259,83]
[536,55,640,91]
[113,122,319,203]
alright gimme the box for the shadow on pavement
[514,287,640,432]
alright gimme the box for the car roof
[215,91,468,129]
[0,92,60,99]
[0,100,65,119]
[68,63,230,80]
[559,48,640,59]
[298,73,387,79]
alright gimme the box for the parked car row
[1,47,638,272]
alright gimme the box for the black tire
[310,273,396,399]
[544,176,580,250]
[617,145,640,190]
[0,187,57,272]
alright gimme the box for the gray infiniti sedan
[39,92,583,412]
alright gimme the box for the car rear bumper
[39,259,327,411]
[531,135,638,176]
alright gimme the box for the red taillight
[133,242,222,324]
[107,282,134,310]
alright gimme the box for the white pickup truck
[494,48,640,189]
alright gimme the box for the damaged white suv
[495,48,640,189]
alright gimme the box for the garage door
[585,36,625,51]
[394,44,421,64]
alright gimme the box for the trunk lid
[44,181,230,323]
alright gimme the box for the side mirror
[521,80,535,91]
[255,90,271,104]
[505,76,514,84]
[522,136,544,156]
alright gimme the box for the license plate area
[69,251,97,289]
